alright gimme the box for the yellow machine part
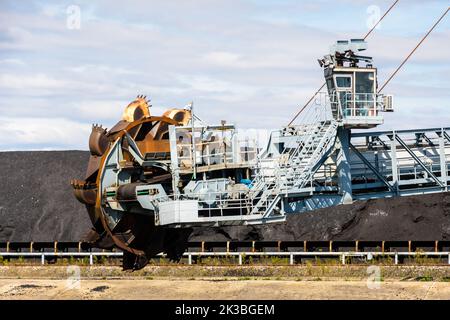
[162,108,191,126]
[122,95,151,122]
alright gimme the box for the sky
[0,0,449,150]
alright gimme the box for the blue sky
[0,0,449,150]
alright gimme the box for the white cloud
[0,73,71,90]
[0,58,25,66]
[0,117,91,150]
[204,51,241,67]
[0,0,448,150]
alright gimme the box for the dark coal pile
[0,151,91,242]
[0,151,449,242]
[190,192,450,241]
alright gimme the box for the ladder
[248,119,337,216]
[279,120,338,190]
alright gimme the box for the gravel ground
[0,266,448,300]
[0,278,449,300]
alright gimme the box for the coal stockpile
[190,192,450,241]
[0,151,91,242]
[0,151,449,242]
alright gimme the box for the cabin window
[355,71,375,114]
[355,71,374,94]
[336,76,352,89]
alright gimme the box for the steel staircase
[248,119,337,216]
[279,119,338,190]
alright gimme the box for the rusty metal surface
[71,96,192,269]
[88,124,109,156]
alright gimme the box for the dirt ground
[0,278,449,300]
[0,266,449,300]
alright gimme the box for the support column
[168,125,180,195]
[336,127,353,204]
[439,130,448,191]
[390,132,399,194]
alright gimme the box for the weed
[306,260,313,276]
[416,275,433,281]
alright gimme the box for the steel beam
[349,143,396,193]
[439,130,448,190]
[394,134,444,187]
[352,127,450,138]
[168,125,180,195]
[444,131,450,143]
[336,128,353,204]
[390,132,399,194]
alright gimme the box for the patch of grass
[305,260,313,276]
[415,275,433,282]
[270,256,289,265]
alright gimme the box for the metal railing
[327,91,384,119]
[152,189,268,218]
[176,139,258,169]
[1,251,449,266]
